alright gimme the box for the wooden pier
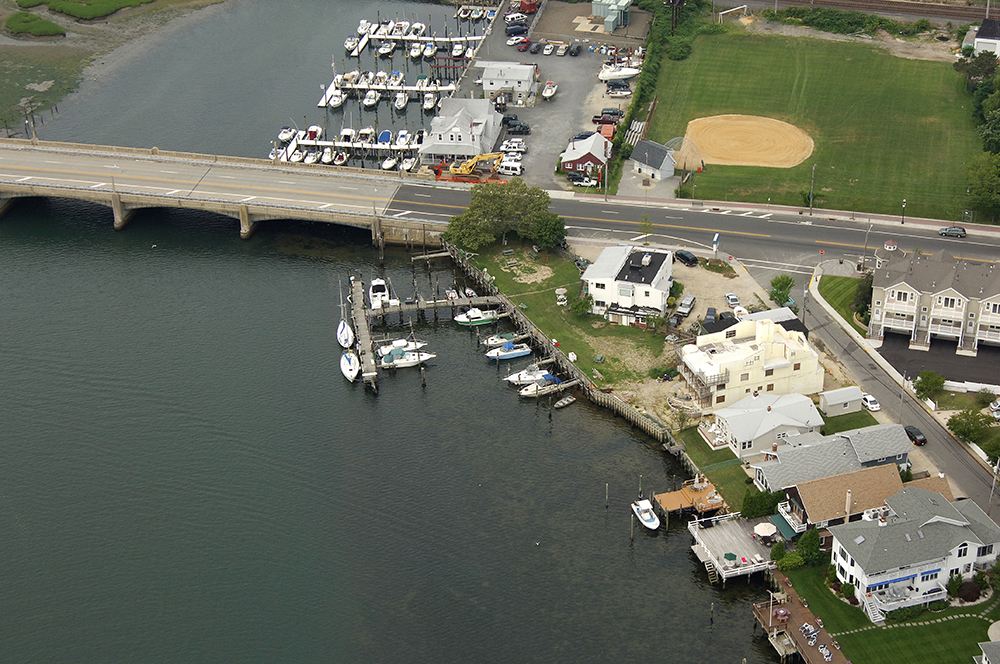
[350,277,380,392]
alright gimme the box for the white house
[706,393,823,459]
[678,318,825,411]
[581,245,673,325]
[417,98,502,166]
[481,63,537,104]
[975,19,1000,56]
[630,140,676,180]
[830,486,1000,624]
[818,386,864,415]
[976,641,1000,664]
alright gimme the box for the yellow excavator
[449,153,503,176]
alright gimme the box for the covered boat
[379,348,436,369]
[504,363,547,385]
[423,40,438,59]
[454,308,498,326]
[485,341,532,360]
[377,129,393,146]
[518,374,563,397]
[320,147,335,164]
[631,499,660,530]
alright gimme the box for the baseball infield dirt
[684,114,814,168]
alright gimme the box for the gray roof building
[977,641,1000,664]
[709,393,822,458]
[630,140,676,180]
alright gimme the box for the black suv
[606,79,630,90]
[904,425,927,446]
[501,113,518,126]
[566,171,585,182]
[674,249,698,266]
[505,23,527,36]
[529,42,542,54]
[568,44,581,56]
[507,121,530,135]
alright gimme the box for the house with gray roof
[819,386,864,415]
[830,486,1000,623]
[581,245,673,325]
[976,640,1000,664]
[417,99,502,166]
[750,422,912,493]
[975,18,1000,57]
[704,393,822,459]
[629,140,676,180]
[867,249,1000,356]
[481,63,537,105]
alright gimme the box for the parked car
[505,24,527,36]
[566,171,585,182]
[507,122,531,135]
[677,294,696,317]
[668,314,680,328]
[556,44,568,56]
[517,39,531,52]
[592,113,620,125]
[505,11,528,24]
[718,311,736,322]
[573,131,595,140]
[674,250,698,267]
[507,35,527,46]
[939,226,967,238]
[501,113,518,125]
[705,307,717,324]
[572,178,598,187]
[725,292,740,307]
[606,79,630,90]
[904,425,927,446]
[529,42,542,54]
[543,43,555,55]
[568,43,581,56]
[990,400,1000,413]
[861,393,881,411]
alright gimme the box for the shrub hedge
[15,0,154,20]
[5,11,64,36]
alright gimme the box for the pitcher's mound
[685,114,813,168]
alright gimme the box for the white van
[505,12,527,24]
[497,162,523,176]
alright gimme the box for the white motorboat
[306,125,323,140]
[423,92,437,111]
[339,127,356,144]
[369,277,390,310]
[303,150,320,165]
[395,129,410,147]
[486,332,516,347]
[388,70,404,86]
[553,395,576,409]
[327,89,346,108]
[289,149,305,163]
[391,20,410,37]
[518,374,563,397]
[470,8,483,20]
[357,126,376,143]
[268,146,279,160]
[379,348,435,369]
[458,6,472,20]
[407,22,426,38]
[504,363,547,385]
[451,41,464,58]
[541,81,558,100]
[357,19,372,35]
[345,34,359,52]
[464,287,477,298]
[374,20,393,38]
[445,287,459,300]
[598,65,641,82]
[341,350,361,381]
[423,40,438,59]
[378,40,397,57]
[454,308,499,326]
[485,342,532,360]
[401,157,417,172]
[321,147,334,164]
[413,129,425,145]
[464,45,475,59]
[381,155,398,170]
[394,91,409,110]
[333,150,350,165]
[377,338,428,356]
[358,70,375,87]
[337,318,355,349]
[631,499,660,530]
[373,70,389,87]
[363,89,380,108]
[338,69,361,86]
[410,41,424,59]
[608,88,632,98]
[277,126,296,143]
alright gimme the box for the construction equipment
[449,153,503,176]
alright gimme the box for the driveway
[877,332,1000,385]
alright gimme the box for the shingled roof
[875,250,1000,300]
[794,464,902,524]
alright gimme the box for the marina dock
[350,277,380,391]
[753,571,851,664]
[653,475,727,517]
[318,80,458,107]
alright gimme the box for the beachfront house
[703,393,822,459]
[417,99,502,167]
[830,486,1000,624]
[678,318,824,412]
[581,245,673,325]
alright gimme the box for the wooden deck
[687,513,775,581]
[753,571,851,664]
[653,475,727,515]
[350,277,379,392]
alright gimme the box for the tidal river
[1,0,779,661]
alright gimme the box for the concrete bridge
[0,138,450,244]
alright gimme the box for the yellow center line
[816,240,865,249]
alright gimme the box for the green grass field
[818,275,866,335]
[821,409,879,435]
[648,32,981,221]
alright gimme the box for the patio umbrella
[723,552,737,561]
[754,522,778,538]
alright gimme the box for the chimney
[878,516,887,527]
[772,442,778,453]
[846,489,852,516]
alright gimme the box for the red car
[517,39,530,52]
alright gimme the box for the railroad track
[780,0,989,22]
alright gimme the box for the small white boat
[395,129,410,147]
[518,373,563,397]
[345,34,359,52]
[306,125,323,140]
[373,70,389,86]
[327,89,346,108]
[485,341,532,360]
[391,20,410,37]
[277,126,296,143]
[598,65,641,82]
[369,278,390,310]
[413,129,425,145]
[333,150,350,165]
[401,156,417,172]
[423,40,438,59]
[423,92,437,111]
[379,348,436,369]
[464,45,476,59]
[608,88,632,98]
[289,149,305,163]
[458,7,472,20]
[268,146,279,160]
[464,287,477,298]
[363,89,380,107]
[337,319,355,349]
[451,42,464,58]
[388,70,404,86]
[407,22,426,38]
[445,287,459,300]
[374,20,393,38]
[341,350,361,381]
[358,70,375,87]
[303,150,320,165]
[394,91,409,110]
[486,332,516,347]
[321,147,335,164]
[357,19,372,35]
[357,126,375,143]
[541,81,558,100]
[470,7,483,20]
[381,155,398,170]
[454,308,498,326]
[410,41,424,59]
[377,338,428,356]
[504,363,547,385]
[339,127,356,142]
[378,40,397,57]
[631,499,660,530]
[553,395,576,409]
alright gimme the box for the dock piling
[605,483,609,508]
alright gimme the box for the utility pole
[899,373,907,423]
[809,163,816,215]
[901,199,906,225]
[860,223,872,271]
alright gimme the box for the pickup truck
[592,114,619,125]
[572,178,598,187]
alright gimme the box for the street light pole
[861,222,872,271]
[899,373,907,423]
[901,199,906,225]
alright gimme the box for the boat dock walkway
[350,277,380,392]
[319,81,457,107]
[376,295,503,318]
[653,475,727,516]
[753,571,851,664]
[281,137,419,155]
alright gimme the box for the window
[922,306,928,312]
[991,303,1000,315]
[595,283,606,290]
[767,384,774,392]
[875,300,881,306]
[898,292,908,303]
[619,288,632,297]
[717,385,726,392]
[958,544,969,558]
[839,547,847,561]
[741,440,752,450]
[942,297,957,308]
[726,330,736,339]
[644,291,649,297]
[716,395,725,404]
[741,373,749,382]
[921,572,939,582]
[594,300,606,308]
[793,363,801,370]
[978,544,994,557]
[765,369,774,377]
[745,388,751,394]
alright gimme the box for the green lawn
[15,0,154,20]
[818,275,866,336]
[821,409,878,435]
[648,32,981,221]
[936,391,984,410]
[784,565,871,633]
[677,427,751,507]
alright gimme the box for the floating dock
[350,277,380,392]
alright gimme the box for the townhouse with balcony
[678,318,824,412]
[829,486,1000,624]
[868,250,1000,356]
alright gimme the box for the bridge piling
[239,205,257,239]
[111,193,136,231]
[0,197,14,219]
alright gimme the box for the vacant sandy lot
[684,114,814,168]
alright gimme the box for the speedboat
[445,288,459,300]
[464,45,475,59]
[268,146,279,160]
[451,41,464,58]
[341,350,361,381]
[423,92,437,111]
[388,70,404,86]
[381,155,398,170]
[391,20,410,37]
[486,332,516,347]
[377,129,392,146]
[423,40,438,59]
[357,126,375,143]
[413,129,425,145]
[289,149,305,163]
[464,287,477,298]
[470,7,483,20]
[377,338,428,356]
[518,374,563,397]
[321,147,334,164]
[306,125,323,140]
[608,88,632,98]
[395,129,410,147]
[394,91,409,110]
[358,70,375,87]
[379,348,435,369]
[303,150,320,165]
[345,34,359,52]
[363,89,379,108]
[339,127,356,142]
[458,7,472,20]
[327,89,346,108]
[486,9,497,19]
[485,341,532,360]
[277,126,296,143]
[401,157,417,172]
[598,65,641,81]
[504,363,547,385]
[631,499,660,530]
[337,318,355,348]
[408,22,426,38]
[542,81,558,100]
[338,69,360,86]
[357,19,372,35]
[333,150,350,165]
[410,41,424,59]
[369,277,390,309]
[454,308,498,326]
[378,40,397,57]
[373,70,389,86]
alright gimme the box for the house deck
[753,571,851,664]
[653,476,727,515]
[687,513,775,581]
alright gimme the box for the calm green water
[1,1,782,661]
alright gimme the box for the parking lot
[460,1,650,189]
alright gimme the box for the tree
[776,551,805,571]
[770,540,786,562]
[947,408,995,444]
[955,52,998,89]
[852,271,873,315]
[639,213,653,241]
[797,528,824,566]
[981,109,1000,153]
[913,370,945,400]
[976,388,997,408]
[443,178,566,251]
[569,294,593,317]
[769,274,795,304]
[966,152,1000,215]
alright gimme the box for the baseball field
[646,32,981,221]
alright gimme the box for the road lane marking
[319,203,334,209]
[393,211,410,217]
[17,176,31,181]
[102,164,119,168]
[45,160,61,164]
[415,193,431,197]
[241,196,256,202]
[602,210,619,214]
[760,213,772,218]
[219,175,235,179]
[161,170,177,174]
[167,189,182,195]
[90,183,107,188]
[279,180,295,184]
[739,212,753,216]
[339,186,358,190]
[630,234,650,241]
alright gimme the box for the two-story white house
[481,62,537,105]
[417,98,502,167]
[581,245,673,326]
[702,392,823,458]
[868,250,1000,356]
[678,318,825,411]
[830,486,1000,624]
